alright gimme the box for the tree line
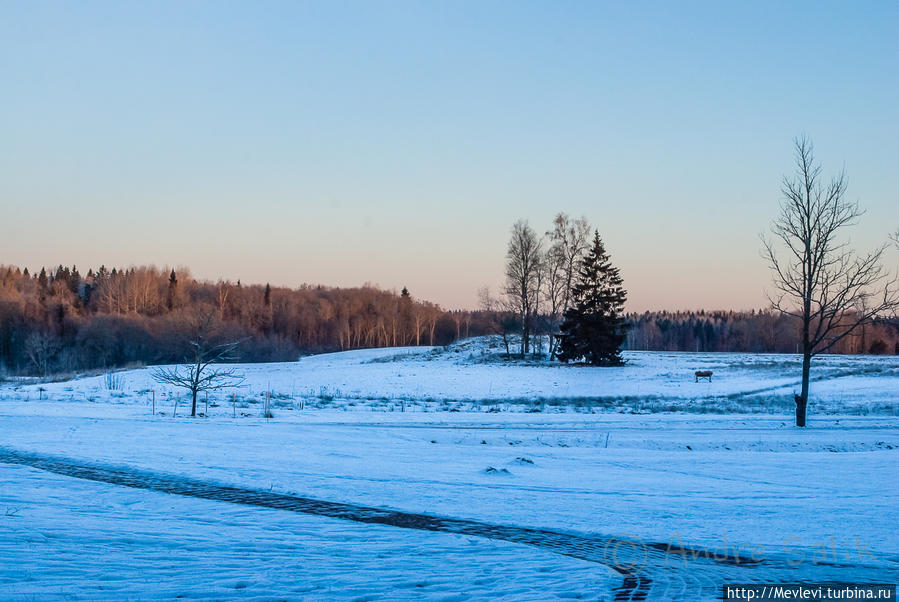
[1,200,894,379]
[0,265,463,376]
[472,303,899,358]
[626,309,899,355]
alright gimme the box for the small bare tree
[152,313,245,417]
[763,136,898,426]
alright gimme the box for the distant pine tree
[167,269,178,310]
[264,283,272,307]
[399,286,413,344]
[37,267,49,299]
[556,231,629,366]
[70,265,81,295]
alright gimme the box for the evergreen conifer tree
[37,267,49,300]
[70,265,81,295]
[167,269,178,310]
[557,231,629,365]
[399,286,413,344]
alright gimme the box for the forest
[625,310,899,355]
[1,263,897,377]
[0,264,459,376]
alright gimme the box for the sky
[1,1,897,311]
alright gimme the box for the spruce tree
[167,269,178,310]
[557,231,629,366]
[70,265,81,295]
[399,286,413,344]
[37,267,49,300]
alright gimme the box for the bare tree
[550,214,592,310]
[542,242,566,359]
[504,220,543,356]
[422,301,440,345]
[152,313,245,417]
[477,286,497,312]
[24,332,60,376]
[478,285,513,357]
[545,213,592,359]
[763,137,898,426]
[216,280,231,320]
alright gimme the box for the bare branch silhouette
[152,312,245,417]
[763,136,899,426]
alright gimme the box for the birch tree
[504,220,543,356]
[545,213,591,358]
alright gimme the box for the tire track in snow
[1,447,894,600]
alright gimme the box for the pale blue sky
[2,1,897,310]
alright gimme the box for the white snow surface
[4,337,899,415]
[1,338,897,599]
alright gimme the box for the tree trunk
[191,389,198,417]
[796,353,811,427]
[521,311,529,357]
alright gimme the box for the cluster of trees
[489,138,899,427]
[0,265,465,376]
[626,310,899,355]
[482,214,629,364]
[485,214,593,358]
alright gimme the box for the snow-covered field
[4,337,898,416]
[1,339,897,599]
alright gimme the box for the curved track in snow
[1,447,894,600]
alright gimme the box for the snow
[3,463,621,600]
[4,337,897,415]
[1,338,897,599]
